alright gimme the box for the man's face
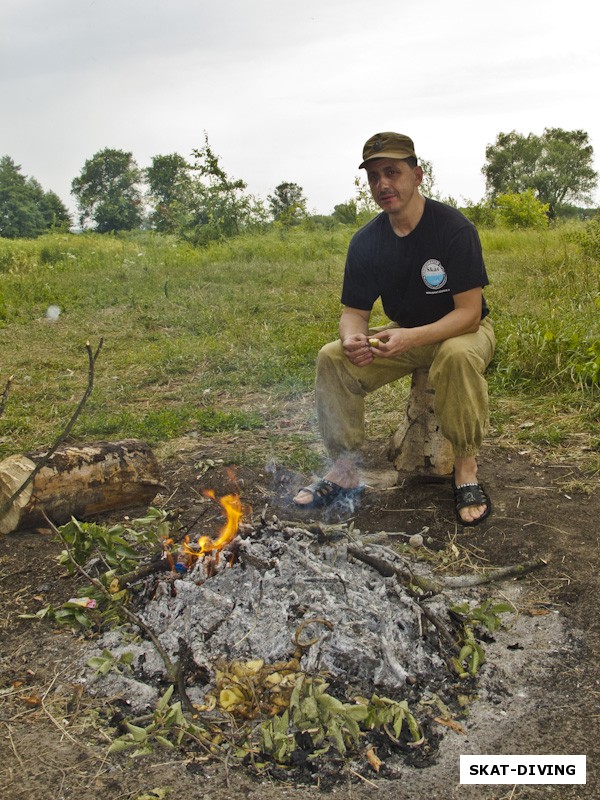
[365,158,423,215]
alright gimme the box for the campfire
[80,484,545,780]
[177,489,246,574]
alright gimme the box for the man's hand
[367,328,418,357]
[342,333,374,366]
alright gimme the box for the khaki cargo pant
[315,317,495,461]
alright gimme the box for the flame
[182,490,245,563]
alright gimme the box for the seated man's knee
[317,339,344,367]
[432,339,483,379]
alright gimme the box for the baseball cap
[359,132,417,169]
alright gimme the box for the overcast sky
[2,0,599,216]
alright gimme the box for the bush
[495,190,549,229]
[461,200,497,228]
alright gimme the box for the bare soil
[1,434,598,800]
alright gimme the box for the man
[293,132,495,526]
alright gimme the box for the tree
[182,134,266,245]
[27,180,72,232]
[71,148,143,232]
[267,182,307,224]
[0,156,71,238]
[418,157,437,198]
[332,200,358,225]
[482,128,598,216]
[145,153,194,234]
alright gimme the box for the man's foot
[292,479,365,509]
[453,456,490,525]
[293,458,360,506]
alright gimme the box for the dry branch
[347,544,444,594]
[115,558,171,589]
[348,543,547,592]
[0,340,103,524]
[0,376,13,418]
[441,559,547,588]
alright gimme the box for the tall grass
[0,223,597,475]
[481,226,600,391]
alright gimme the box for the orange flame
[182,490,245,563]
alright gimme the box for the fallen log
[0,439,164,535]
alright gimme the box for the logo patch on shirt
[421,259,447,290]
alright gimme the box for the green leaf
[154,734,175,749]
[125,723,150,742]
[342,704,369,722]
[108,737,135,754]
[156,685,174,711]
[289,675,304,710]
[317,694,345,713]
[392,709,405,738]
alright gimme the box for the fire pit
[79,487,548,780]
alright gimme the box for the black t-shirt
[341,198,489,327]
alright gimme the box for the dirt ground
[0,433,598,800]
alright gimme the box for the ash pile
[88,513,493,711]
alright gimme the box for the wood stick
[0,340,103,520]
[0,376,13,418]
[115,558,171,589]
[441,559,547,587]
[347,544,444,594]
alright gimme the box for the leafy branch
[43,511,180,684]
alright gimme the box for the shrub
[461,200,497,228]
[495,190,549,230]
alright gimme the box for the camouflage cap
[359,132,417,169]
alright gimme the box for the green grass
[0,223,598,479]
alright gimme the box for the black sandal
[293,479,365,510]
[452,480,492,527]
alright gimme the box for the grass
[0,223,598,482]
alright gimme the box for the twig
[44,511,180,684]
[348,543,547,591]
[414,600,460,653]
[39,672,81,747]
[380,635,409,684]
[2,722,24,769]
[0,375,13,418]
[115,558,171,589]
[347,544,443,594]
[0,340,103,520]
[442,559,547,588]
[347,767,379,788]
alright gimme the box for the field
[0,223,598,479]
[0,223,599,800]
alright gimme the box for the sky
[2,0,599,217]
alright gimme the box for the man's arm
[369,288,483,358]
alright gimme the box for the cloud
[1,0,598,214]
